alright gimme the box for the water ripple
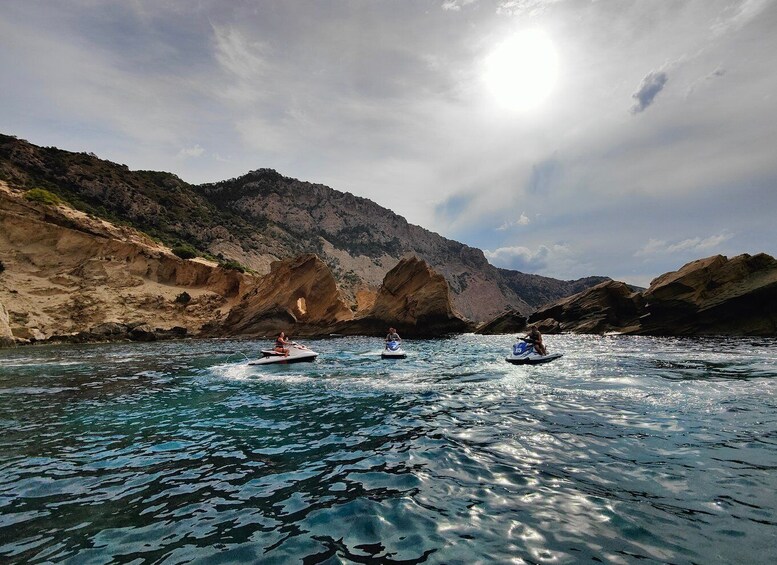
[0,335,775,563]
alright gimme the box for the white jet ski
[505,339,562,365]
[381,340,407,359]
[249,343,319,365]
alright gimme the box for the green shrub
[219,259,247,273]
[172,243,198,259]
[24,188,64,206]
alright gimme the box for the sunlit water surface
[1,335,776,564]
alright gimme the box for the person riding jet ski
[523,326,547,356]
[385,327,401,344]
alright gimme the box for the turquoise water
[1,335,776,564]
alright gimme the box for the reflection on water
[1,335,776,563]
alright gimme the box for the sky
[1,0,776,287]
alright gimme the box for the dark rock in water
[527,254,777,336]
[531,318,563,334]
[529,280,645,334]
[633,253,777,336]
[90,322,129,337]
[337,256,473,337]
[129,324,157,342]
[154,326,188,339]
[475,310,527,335]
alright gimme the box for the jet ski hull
[381,350,407,359]
[249,348,318,365]
[382,341,406,359]
[505,353,563,365]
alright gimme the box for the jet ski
[505,339,562,365]
[381,340,407,359]
[249,343,319,365]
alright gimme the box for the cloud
[176,144,205,159]
[441,0,477,11]
[485,243,571,272]
[497,0,564,16]
[630,71,669,114]
[634,232,733,257]
[496,212,530,231]
[712,0,772,35]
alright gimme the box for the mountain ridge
[0,133,609,321]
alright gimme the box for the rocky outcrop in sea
[212,254,354,338]
[336,256,473,337]
[474,310,528,335]
[525,254,777,336]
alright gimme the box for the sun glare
[483,29,560,111]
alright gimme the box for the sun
[483,29,560,111]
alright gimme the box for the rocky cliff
[0,182,246,343]
[526,254,777,336]
[0,133,608,322]
[0,180,468,344]
[474,310,528,335]
[528,280,645,334]
[337,257,472,337]
[636,254,777,335]
[214,254,354,338]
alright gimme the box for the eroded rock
[529,280,645,334]
[475,310,528,335]
[635,253,777,335]
[217,254,353,337]
[338,256,473,337]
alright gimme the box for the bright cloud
[635,232,734,257]
[485,243,573,273]
[496,212,530,231]
[177,144,205,159]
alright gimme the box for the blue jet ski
[381,340,407,359]
[505,339,562,365]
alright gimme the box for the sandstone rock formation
[215,254,354,337]
[528,280,645,334]
[635,253,777,335]
[338,256,473,337]
[0,182,246,344]
[527,254,777,336]
[475,310,528,335]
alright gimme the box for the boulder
[128,323,157,342]
[217,254,353,337]
[0,300,15,347]
[634,253,777,335]
[528,280,645,334]
[338,256,473,337]
[90,322,129,337]
[475,310,527,335]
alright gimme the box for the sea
[0,335,775,564]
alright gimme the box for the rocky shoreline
[2,179,776,346]
[526,253,777,336]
